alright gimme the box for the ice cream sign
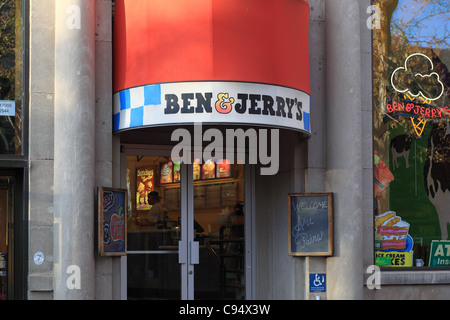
[391,53,444,102]
[375,211,414,267]
[385,53,449,137]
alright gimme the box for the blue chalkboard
[288,193,333,256]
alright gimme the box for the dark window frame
[0,0,28,160]
[372,0,450,270]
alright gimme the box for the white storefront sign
[113,81,311,134]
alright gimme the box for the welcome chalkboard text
[288,193,333,256]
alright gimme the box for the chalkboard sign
[98,187,127,256]
[288,193,333,256]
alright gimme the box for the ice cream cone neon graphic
[410,117,427,137]
[405,94,428,137]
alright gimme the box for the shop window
[0,0,23,155]
[373,0,450,268]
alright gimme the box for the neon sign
[390,53,444,102]
[386,53,449,137]
[385,99,450,119]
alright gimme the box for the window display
[373,0,450,267]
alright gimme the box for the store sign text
[164,91,304,121]
[375,251,412,267]
[385,99,450,120]
[113,81,311,134]
[429,241,450,267]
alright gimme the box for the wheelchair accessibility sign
[309,273,326,293]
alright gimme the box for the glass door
[0,177,14,300]
[124,153,247,300]
[126,155,182,299]
[193,160,246,299]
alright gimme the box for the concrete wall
[255,131,307,299]
[253,0,328,300]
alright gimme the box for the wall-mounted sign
[0,101,15,117]
[113,81,310,134]
[309,273,326,293]
[97,187,127,256]
[33,251,45,265]
[288,193,333,256]
[114,0,310,133]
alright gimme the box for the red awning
[114,0,310,94]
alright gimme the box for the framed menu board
[288,193,333,256]
[97,187,127,256]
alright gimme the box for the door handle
[179,241,187,264]
[190,241,199,265]
[178,241,199,265]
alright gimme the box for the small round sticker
[34,251,45,265]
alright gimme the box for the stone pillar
[28,0,56,299]
[305,0,327,300]
[93,0,119,300]
[325,1,364,299]
[54,0,96,299]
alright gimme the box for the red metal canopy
[114,0,310,94]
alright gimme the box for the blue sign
[309,273,326,293]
